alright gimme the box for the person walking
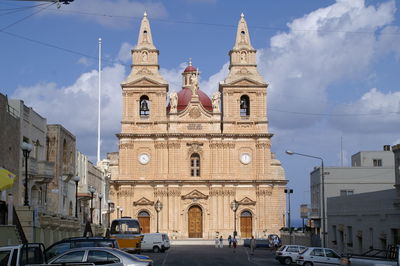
[228,235,232,248]
[215,236,219,248]
[219,235,223,248]
[232,236,237,253]
[250,235,256,255]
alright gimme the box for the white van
[141,233,170,253]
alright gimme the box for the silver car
[296,247,348,266]
[48,247,152,266]
[276,245,306,264]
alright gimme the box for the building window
[340,189,354,196]
[240,95,250,117]
[139,95,150,116]
[332,225,337,245]
[373,159,382,167]
[347,226,353,247]
[190,153,200,177]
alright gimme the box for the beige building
[109,13,287,239]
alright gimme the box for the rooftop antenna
[97,37,102,164]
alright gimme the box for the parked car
[296,247,348,266]
[346,245,399,266]
[275,245,306,265]
[243,238,270,248]
[0,243,46,266]
[48,247,152,266]
[44,237,119,260]
[141,233,170,253]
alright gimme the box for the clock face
[138,153,150,165]
[240,153,251,164]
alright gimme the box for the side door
[309,248,327,265]
[324,249,341,265]
[0,249,12,266]
[85,250,122,266]
[286,246,299,261]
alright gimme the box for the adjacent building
[109,13,287,239]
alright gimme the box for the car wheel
[283,257,292,265]
[304,262,313,266]
[153,246,160,253]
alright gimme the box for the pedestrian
[219,235,223,248]
[250,235,256,255]
[232,236,237,253]
[228,235,232,248]
[273,236,280,250]
[215,236,219,248]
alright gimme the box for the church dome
[176,88,212,112]
[184,65,197,73]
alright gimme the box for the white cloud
[331,88,400,132]
[12,64,126,160]
[257,0,397,130]
[200,62,229,96]
[117,42,133,63]
[43,0,168,28]
[160,62,187,93]
[77,57,92,67]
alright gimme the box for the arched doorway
[138,210,150,233]
[188,206,202,238]
[240,210,252,238]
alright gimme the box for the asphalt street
[142,245,283,266]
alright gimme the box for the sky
[1,0,400,225]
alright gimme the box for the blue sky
[1,0,400,224]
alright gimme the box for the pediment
[133,197,154,206]
[181,189,208,200]
[178,104,212,120]
[238,197,256,206]
[122,77,165,87]
[228,77,265,87]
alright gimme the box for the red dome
[184,65,197,72]
[176,88,212,112]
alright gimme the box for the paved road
[142,245,283,266]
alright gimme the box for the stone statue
[170,92,178,112]
[190,73,198,96]
[212,91,221,113]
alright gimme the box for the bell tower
[219,13,268,134]
[120,12,168,135]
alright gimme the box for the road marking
[244,247,262,266]
[161,249,171,266]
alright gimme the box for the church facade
[109,13,287,239]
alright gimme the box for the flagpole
[97,37,102,164]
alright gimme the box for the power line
[268,108,400,117]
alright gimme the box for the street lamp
[73,175,80,218]
[154,199,163,233]
[107,200,113,228]
[284,188,294,244]
[230,200,239,237]
[98,193,103,225]
[88,186,96,223]
[120,207,123,218]
[21,142,33,206]
[286,150,326,248]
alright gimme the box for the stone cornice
[116,133,273,139]
[110,179,287,186]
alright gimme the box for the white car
[141,233,170,253]
[296,247,348,266]
[275,245,306,264]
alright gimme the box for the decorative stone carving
[170,92,178,113]
[137,68,153,75]
[154,142,180,149]
[238,197,256,206]
[256,188,272,196]
[187,142,203,157]
[256,143,270,149]
[181,189,208,200]
[209,143,235,149]
[133,197,154,206]
[211,91,221,113]
[168,188,181,197]
[119,143,134,149]
[189,107,201,119]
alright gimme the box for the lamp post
[98,193,103,225]
[21,142,33,206]
[284,188,294,244]
[230,200,239,237]
[154,200,163,233]
[73,175,80,218]
[107,200,112,228]
[120,207,123,218]
[88,186,96,223]
[116,206,120,219]
[286,150,326,248]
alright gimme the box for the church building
[109,12,287,239]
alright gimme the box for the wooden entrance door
[240,211,252,238]
[188,206,202,238]
[138,211,150,233]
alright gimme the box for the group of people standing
[215,235,238,251]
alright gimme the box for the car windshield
[299,248,308,255]
[278,246,286,251]
[110,220,140,234]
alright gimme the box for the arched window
[190,153,201,177]
[139,95,150,116]
[240,95,250,116]
[241,210,252,217]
